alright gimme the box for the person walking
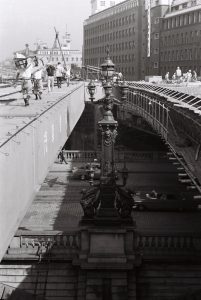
[65,66,71,87]
[193,70,197,81]
[14,54,35,106]
[186,70,192,86]
[165,72,169,83]
[56,62,64,88]
[46,63,55,92]
[175,66,182,82]
[32,58,44,100]
[172,73,176,82]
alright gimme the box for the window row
[161,30,201,47]
[50,57,82,62]
[160,48,201,62]
[85,14,136,36]
[85,41,136,55]
[85,28,136,46]
[162,10,201,30]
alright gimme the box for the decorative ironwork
[82,49,131,223]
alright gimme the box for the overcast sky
[0,0,91,61]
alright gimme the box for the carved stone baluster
[63,235,67,248]
[69,235,73,248]
[56,235,61,247]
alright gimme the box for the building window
[154,17,160,24]
[199,11,201,22]
[110,1,115,5]
[154,62,158,68]
[154,48,159,54]
[100,1,105,6]
[154,33,159,39]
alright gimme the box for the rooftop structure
[91,0,126,15]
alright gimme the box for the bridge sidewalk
[0,82,83,147]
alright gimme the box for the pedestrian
[58,150,68,164]
[118,72,123,82]
[32,58,44,100]
[56,62,64,88]
[65,66,71,87]
[172,73,176,82]
[14,53,34,106]
[46,63,55,92]
[165,72,169,83]
[175,66,182,82]
[186,70,192,86]
[192,70,197,81]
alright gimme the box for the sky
[0,0,91,61]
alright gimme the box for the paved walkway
[18,161,201,234]
[0,82,82,147]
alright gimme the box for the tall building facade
[159,0,201,76]
[84,0,201,80]
[84,0,147,81]
[91,0,125,15]
[146,0,170,76]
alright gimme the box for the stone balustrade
[5,230,201,262]
[63,150,167,163]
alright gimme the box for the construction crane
[49,27,70,85]
[49,27,67,70]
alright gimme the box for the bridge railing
[134,231,201,257]
[63,150,167,163]
[128,81,201,116]
[5,230,201,261]
[119,87,169,141]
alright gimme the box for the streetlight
[87,80,96,102]
[100,47,115,82]
[120,79,129,102]
[80,49,133,223]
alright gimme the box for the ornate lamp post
[81,50,133,224]
[100,49,115,82]
[120,79,129,102]
[87,80,96,102]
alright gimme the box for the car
[133,192,200,212]
[71,162,101,180]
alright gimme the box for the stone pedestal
[78,226,136,269]
[75,224,138,300]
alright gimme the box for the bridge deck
[0,83,80,147]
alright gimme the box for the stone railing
[135,232,201,258]
[63,150,98,162]
[63,150,167,163]
[4,230,201,262]
[5,231,80,261]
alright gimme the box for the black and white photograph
[1,0,201,299]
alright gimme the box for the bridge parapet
[4,229,201,262]
[0,83,85,261]
[128,81,201,116]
